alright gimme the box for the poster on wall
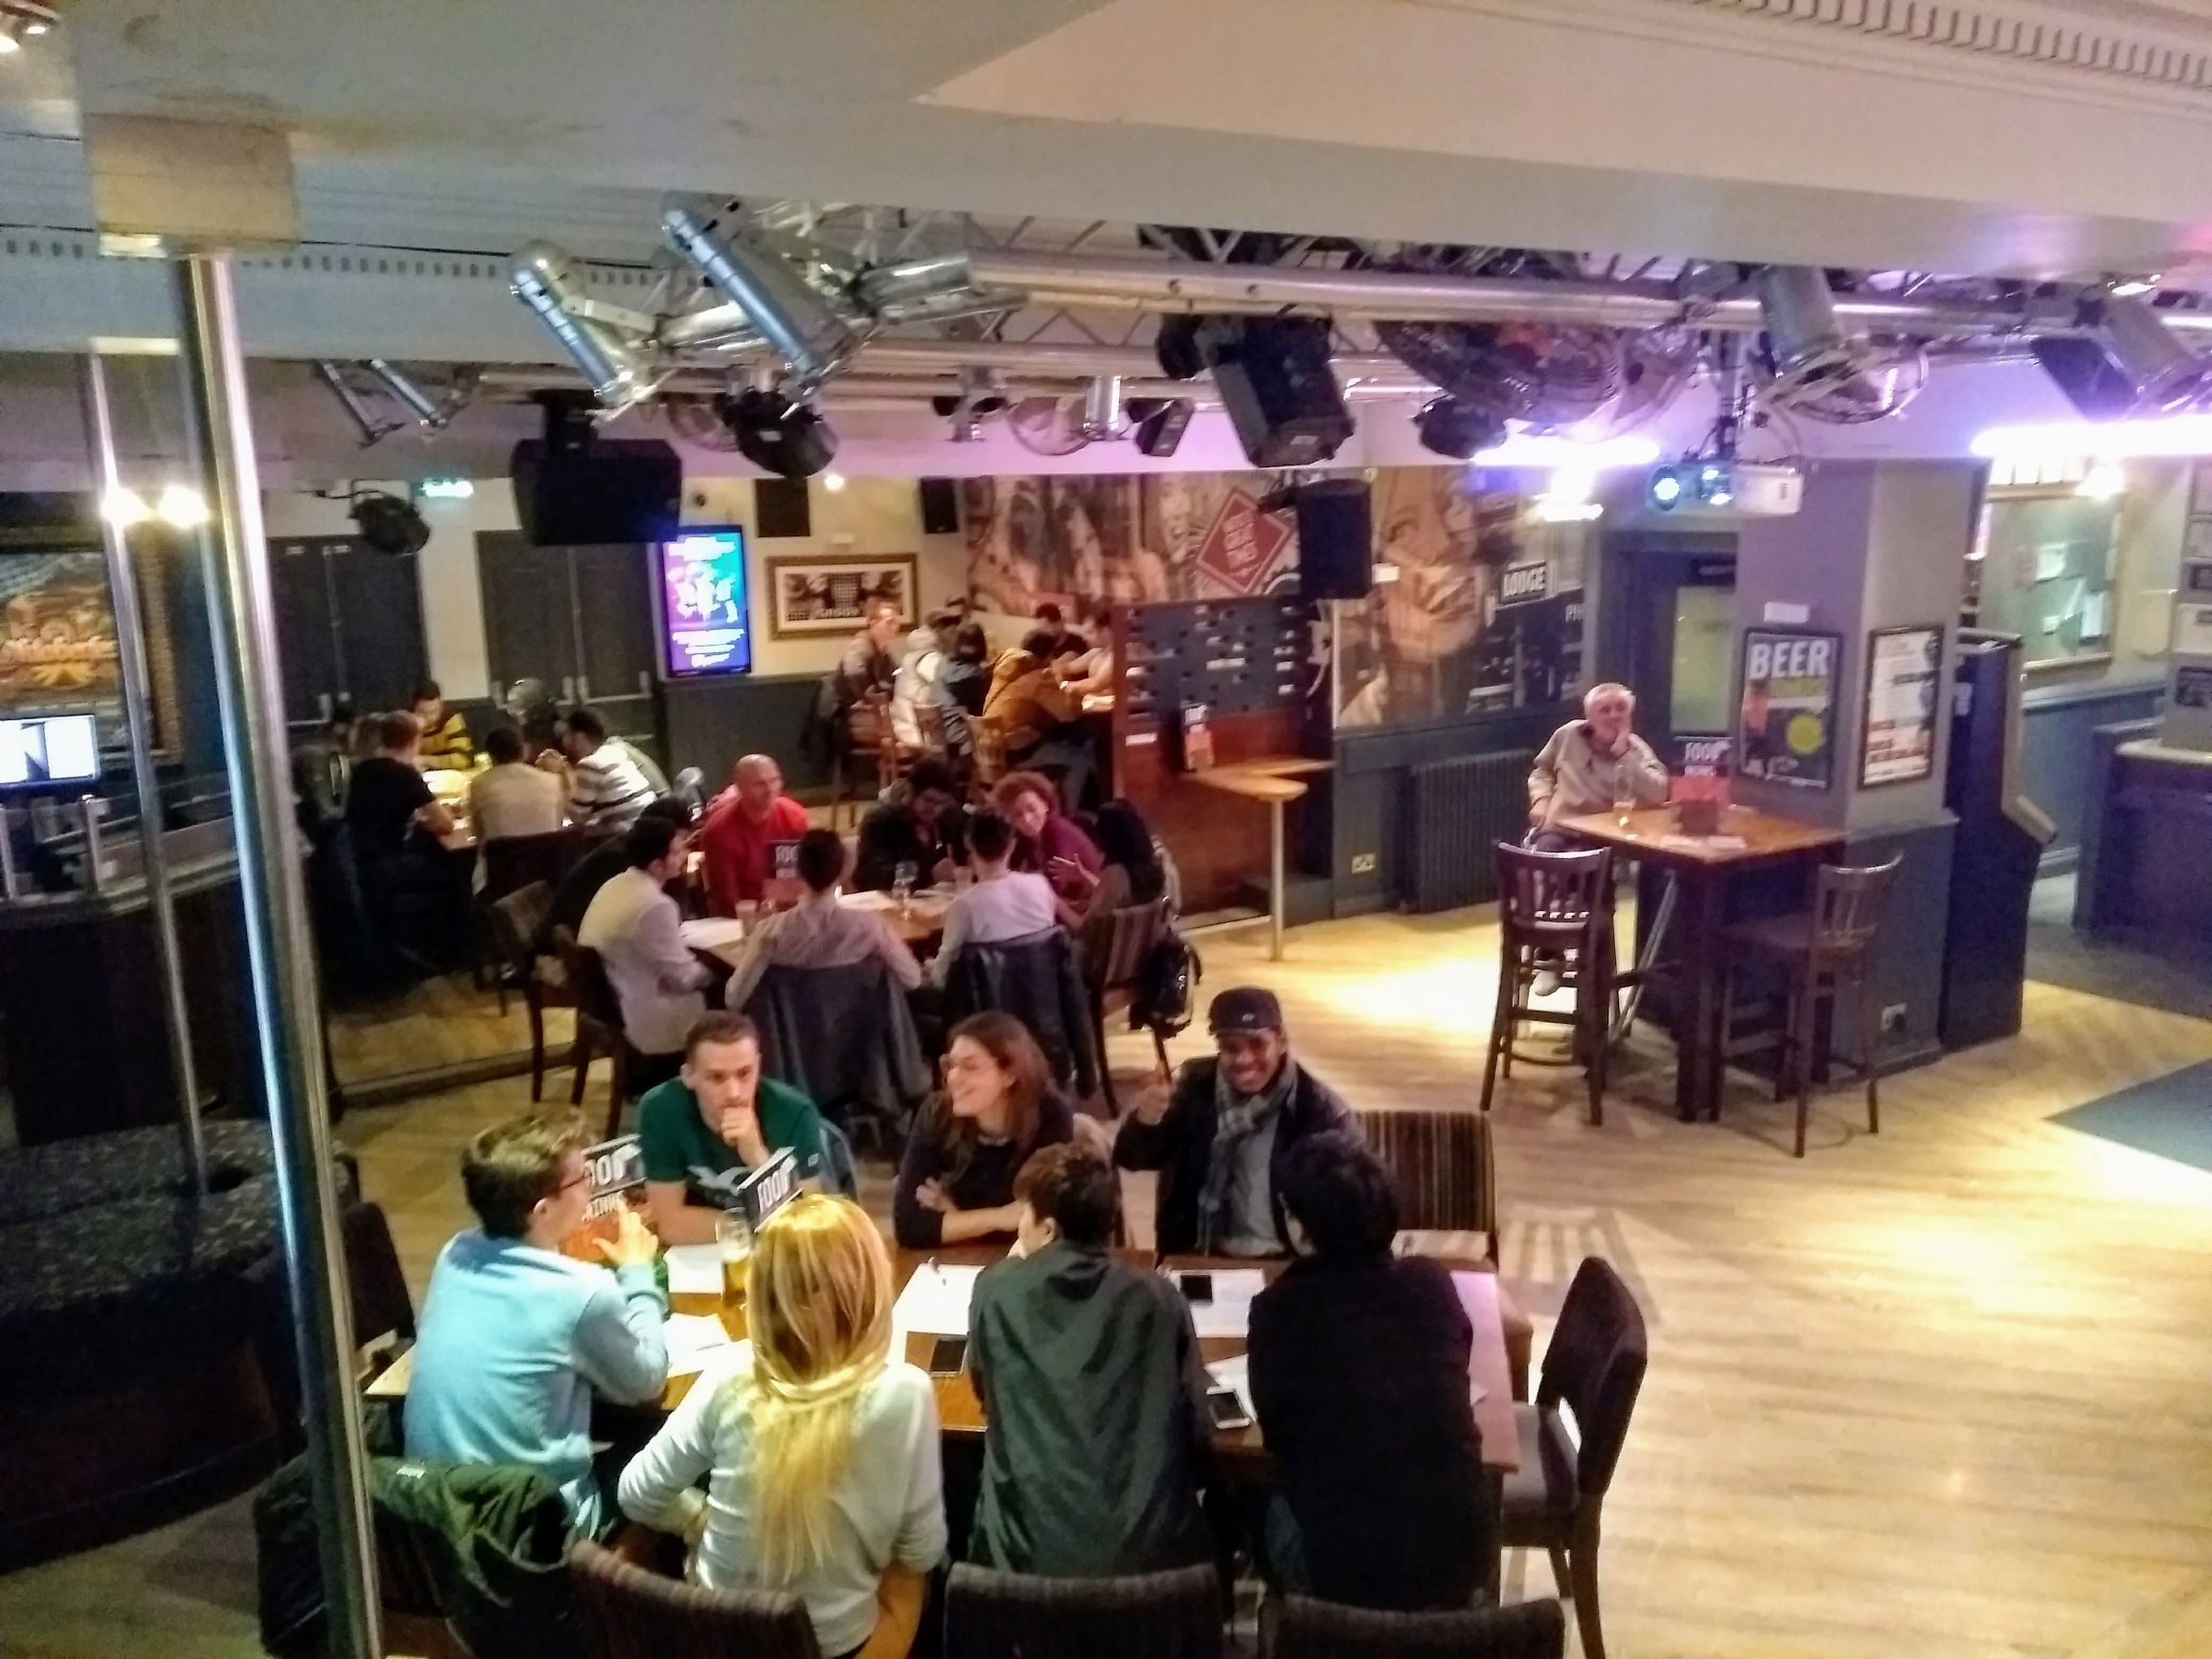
[764,554,918,641]
[656,529,752,677]
[0,551,120,715]
[2173,664,2212,711]
[1859,624,1943,788]
[1737,627,1838,789]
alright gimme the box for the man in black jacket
[1247,1131,1491,1610]
[853,758,969,891]
[1113,987,1355,1257]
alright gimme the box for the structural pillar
[171,254,381,1659]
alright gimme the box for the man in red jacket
[696,753,810,914]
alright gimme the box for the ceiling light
[1973,415,2212,459]
[1648,469,1685,510]
[155,485,209,529]
[1471,434,1661,469]
[102,487,150,529]
[714,387,838,479]
[0,31,19,55]
[2077,460,2127,500]
[821,471,847,493]
[2110,276,2161,298]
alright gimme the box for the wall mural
[0,550,121,716]
[963,467,1587,732]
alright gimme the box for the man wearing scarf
[1115,987,1357,1257]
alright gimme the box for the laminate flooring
[5,908,2210,1659]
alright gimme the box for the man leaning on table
[720,828,922,1011]
[1113,987,1356,1257]
[403,1110,669,1535]
[1526,680,1670,852]
[637,1012,834,1243]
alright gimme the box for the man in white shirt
[888,611,956,750]
[929,807,1058,987]
[560,706,656,832]
[468,725,566,841]
[578,814,711,1071]
[1526,681,1670,847]
[723,828,923,1011]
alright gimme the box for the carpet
[2052,1061,2212,1174]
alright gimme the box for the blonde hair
[737,1194,895,1579]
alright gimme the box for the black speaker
[510,439,682,547]
[1129,398,1196,458]
[918,477,961,535]
[1204,317,1353,470]
[1154,313,1206,381]
[1292,479,1373,600]
[755,477,812,538]
[2030,336,2141,420]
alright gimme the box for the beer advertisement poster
[1860,624,1943,787]
[1737,627,1838,789]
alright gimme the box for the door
[478,531,581,702]
[269,536,342,729]
[1617,537,1737,764]
[568,542,656,735]
[329,540,428,715]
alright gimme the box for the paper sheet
[664,1243,723,1298]
[1172,1268,1266,1340]
[892,1261,984,1337]
[1204,1353,1256,1421]
[664,1312,736,1377]
[678,917,749,953]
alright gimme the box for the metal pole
[1268,799,1285,963]
[80,353,207,1195]
[171,254,381,1659]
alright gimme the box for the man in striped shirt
[559,706,656,832]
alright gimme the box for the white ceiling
[28,0,2212,281]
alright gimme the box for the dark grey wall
[663,674,830,795]
[2020,678,2165,868]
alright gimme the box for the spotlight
[0,28,18,55]
[2077,460,2128,500]
[349,489,430,556]
[2109,276,2161,299]
[0,3,56,46]
[1205,317,1352,468]
[821,471,848,493]
[510,241,651,409]
[1414,396,1505,461]
[102,487,150,529]
[1648,467,1685,510]
[662,201,855,390]
[714,387,839,480]
[1129,398,1195,458]
[1698,464,1734,508]
[156,485,209,529]
[2090,291,2212,413]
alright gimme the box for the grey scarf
[1196,1058,1295,1254]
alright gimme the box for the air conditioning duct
[661,201,855,391]
[509,241,650,409]
[2090,291,2212,412]
[1753,266,1859,393]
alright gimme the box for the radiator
[1405,748,1535,914]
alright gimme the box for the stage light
[714,387,838,480]
[1471,434,1661,469]
[156,485,209,529]
[1648,467,1685,510]
[1415,396,1504,462]
[1534,466,1603,523]
[349,489,429,556]
[102,487,150,528]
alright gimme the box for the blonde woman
[616,1195,946,1659]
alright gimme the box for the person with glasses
[892,1012,1075,1248]
[403,1110,669,1534]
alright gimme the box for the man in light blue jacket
[404,1111,669,1534]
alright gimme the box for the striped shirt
[568,742,655,830]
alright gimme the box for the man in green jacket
[966,1145,1215,1576]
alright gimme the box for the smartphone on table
[1205,1386,1252,1431]
[927,1335,969,1376]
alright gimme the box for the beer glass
[716,1211,753,1316]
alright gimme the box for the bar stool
[1719,855,1901,1156]
[1482,842,1616,1125]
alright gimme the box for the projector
[1648,460,1803,517]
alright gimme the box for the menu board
[1124,595,1312,722]
[657,528,753,677]
[1860,625,1943,787]
[1737,627,1837,790]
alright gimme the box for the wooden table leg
[1675,867,1727,1123]
[1268,799,1285,963]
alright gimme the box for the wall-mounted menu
[1123,594,1312,722]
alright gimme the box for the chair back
[567,1538,822,1659]
[1083,896,1169,992]
[555,927,624,1033]
[1810,855,1901,958]
[743,959,931,1130]
[971,715,1010,788]
[489,881,555,982]
[944,1560,1220,1659]
[1494,842,1611,941]
[1538,1256,1648,1499]
[1272,1594,1565,1659]
[1355,1107,1497,1248]
[943,927,1100,1097]
[480,830,579,905]
[341,1198,417,1354]
[912,698,948,754]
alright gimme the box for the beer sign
[1737,627,1838,789]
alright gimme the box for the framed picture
[1859,624,1944,788]
[1737,626,1838,790]
[764,553,918,641]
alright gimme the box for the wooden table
[368,1242,1517,1476]
[1187,759,1333,961]
[1555,804,1843,1123]
[678,888,954,966]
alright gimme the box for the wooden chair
[553,925,631,1136]
[830,694,899,830]
[970,714,1011,791]
[1268,1595,1566,1659]
[568,1538,822,1659]
[1481,843,1615,1125]
[341,1199,416,1376]
[1081,896,1174,1114]
[1719,855,1901,1156]
[1355,1106,1500,1268]
[1500,1257,1647,1659]
[490,882,568,1102]
[944,1560,1221,1659]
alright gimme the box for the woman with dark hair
[1053,798,1168,930]
[935,622,993,717]
[992,769,1102,902]
[893,1011,1075,1248]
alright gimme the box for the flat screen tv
[0,714,101,792]
[655,529,753,678]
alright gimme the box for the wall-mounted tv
[655,529,753,678]
[0,714,101,792]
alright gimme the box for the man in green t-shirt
[637,1011,832,1244]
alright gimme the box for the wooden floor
[5,906,2211,1659]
